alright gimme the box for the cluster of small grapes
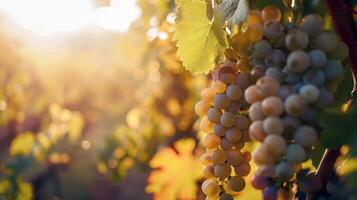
[241,5,349,199]
[195,60,253,200]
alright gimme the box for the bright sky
[0,0,141,34]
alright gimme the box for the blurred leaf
[319,104,357,148]
[15,179,33,200]
[146,139,203,200]
[309,142,325,169]
[335,66,353,104]
[174,0,228,74]
[10,132,35,157]
[68,112,84,142]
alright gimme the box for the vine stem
[306,0,357,199]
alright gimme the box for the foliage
[174,0,228,74]
[146,139,203,200]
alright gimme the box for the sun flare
[0,0,140,34]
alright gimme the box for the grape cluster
[241,5,348,198]
[195,60,253,199]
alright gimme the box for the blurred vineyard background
[0,0,356,200]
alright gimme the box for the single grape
[264,134,287,156]
[227,149,244,166]
[234,163,251,177]
[285,29,309,51]
[275,161,294,180]
[201,87,216,104]
[207,108,222,124]
[278,85,294,100]
[204,133,221,149]
[235,72,250,90]
[256,76,280,97]
[263,20,284,41]
[283,68,302,84]
[263,117,284,135]
[195,100,211,116]
[294,126,318,147]
[226,127,242,143]
[286,144,306,163]
[235,115,251,130]
[252,40,273,58]
[309,49,327,69]
[282,116,300,139]
[242,151,252,162]
[253,145,275,165]
[214,163,232,179]
[301,108,317,122]
[246,10,264,25]
[220,138,234,151]
[246,24,264,43]
[200,117,214,133]
[263,187,278,200]
[287,51,310,73]
[299,84,320,103]
[262,96,284,116]
[203,164,215,178]
[284,94,307,117]
[214,124,227,137]
[214,94,231,109]
[211,149,228,165]
[221,112,236,128]
[220,193,234,200]
[245,85,263,104]
[265,67,283,83]
[328,41,349,60]
[202,180,220,197]
[314,88,334,109]
[300,14,323,36]
[250,65,267,82]
[249,102,265,121]
[251,175,268,190]
[262,5,281,22]
[226,101,241,114]
[218,65,236,84]
[249,120,267,142]
[302,69,326,87]
[200,153,213,165]
[314,31,338,53]
[323,60,343,80]
[213,80,227,93]
[228,176,246,192]
[265,49,286,68]
[226,84,242,101]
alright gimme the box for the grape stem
[306,0,357,199]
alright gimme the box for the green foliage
[319,102,357,149]
[174,0,228,74]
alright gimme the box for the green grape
[314,31,338,53]
[286,144,306,163]
[263,117,284,135]
[226,84,242,101]
[226,127,242,143]
[214,163,232,179]
[200,117,214,133]
[201,87,216,104]
[211,149,228,165]
[207,107,222,124]
[195,100,211,117]
[220,112,236,128]
[328,41,349,60]
[214,94,232,109]
[228,176,246,192]
[204,133,221,149]
[264,134,286,156]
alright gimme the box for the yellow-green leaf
[174,0,228,74]
[146,139,203,200]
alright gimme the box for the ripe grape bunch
[195,59,253,200]
[242,5,349,198]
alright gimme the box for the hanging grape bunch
[195,59,253,199]
[243,5,349,198]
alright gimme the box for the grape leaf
[174,0,228,74]
[146,139,203,200]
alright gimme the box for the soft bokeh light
[0,0,140,34]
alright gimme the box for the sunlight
[0,0,140,34]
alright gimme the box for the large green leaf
[174,0,228,74]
